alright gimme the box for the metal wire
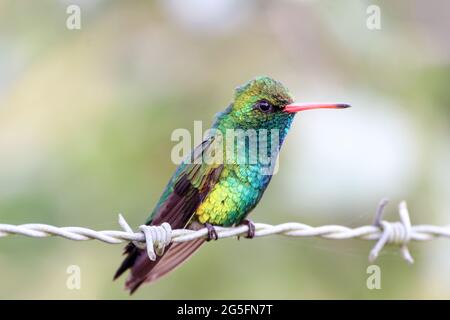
[1,201,449,263]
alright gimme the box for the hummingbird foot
[204,223,218,241]
[240,219,256,239]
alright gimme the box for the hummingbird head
[216,76,350,133]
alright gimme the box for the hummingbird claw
[204,223,218,241]
[240,219,256,239]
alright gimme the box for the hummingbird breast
[194,164,272,226]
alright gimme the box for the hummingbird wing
[114,136,223,293]
[148,137,223,227]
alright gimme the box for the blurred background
[0,0,449,299]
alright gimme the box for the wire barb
[1,201,449,263]
[118,214,172,261]
[369,200,413,264]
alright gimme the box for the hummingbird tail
[115,238,205,294]
[113,242,140,281]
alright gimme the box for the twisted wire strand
[0,201,449,263]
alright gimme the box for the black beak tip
[338,104,351,109]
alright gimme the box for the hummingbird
[114,76,350,293]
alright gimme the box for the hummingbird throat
[171,121,283,176]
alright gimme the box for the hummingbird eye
[255,100,274,113]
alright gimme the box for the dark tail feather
[135,238,204,285]
[115,239,204,294]
[114,243,140,280]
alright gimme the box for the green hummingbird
[114,76,350,293]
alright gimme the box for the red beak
[284,102,351,113]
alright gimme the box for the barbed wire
[1,200,449,263]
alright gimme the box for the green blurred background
[0,0,449,299]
